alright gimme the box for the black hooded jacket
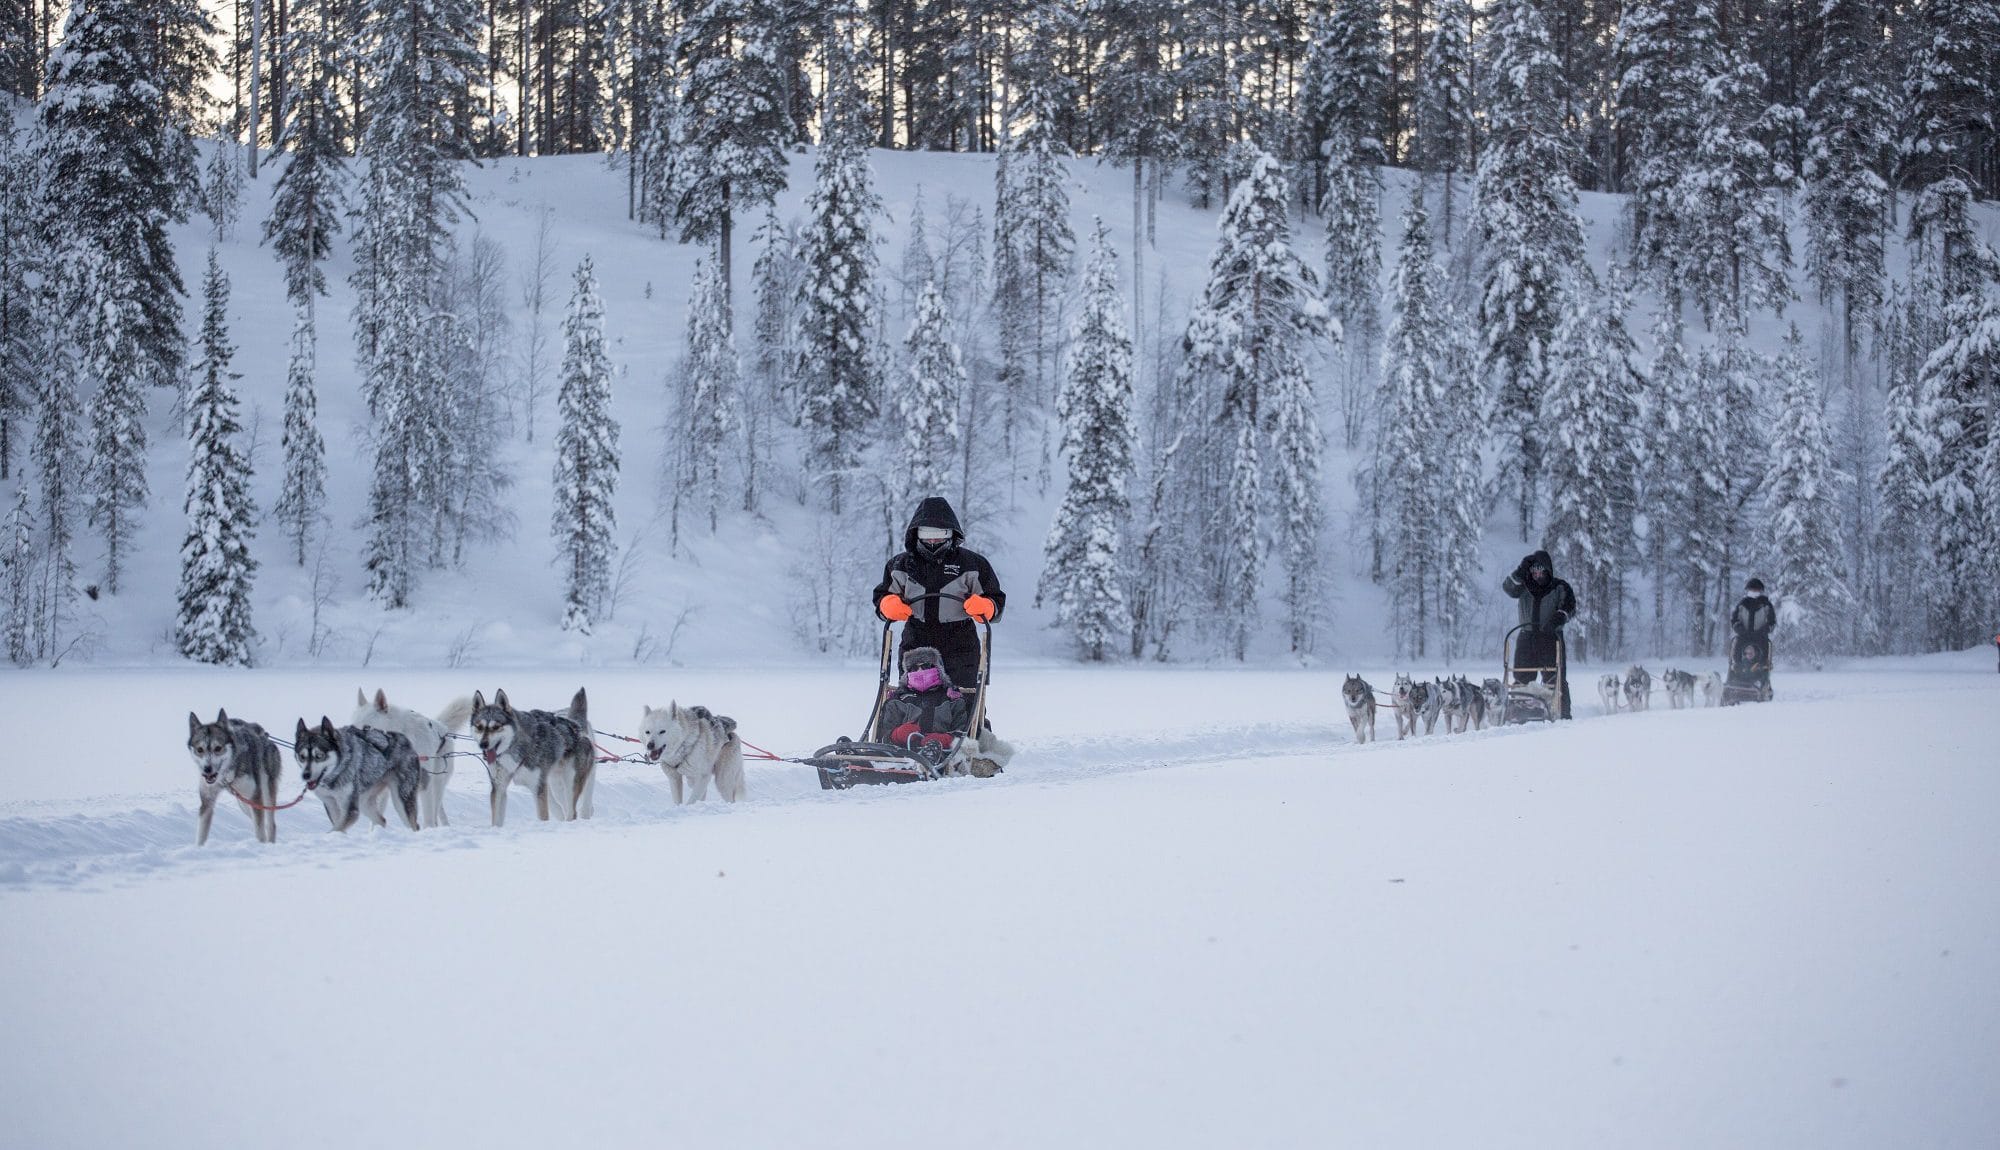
[1501,549,1577,633]
[872,497,1005,682]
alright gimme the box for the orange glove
[963,594,996,622]
[878,594,913,622]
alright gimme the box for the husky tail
[436,696,476,734]
[567,687,595,820]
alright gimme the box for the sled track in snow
[0,713,1584,890]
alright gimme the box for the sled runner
[1721,636,1774,706]
[1500,624,1564,725]
[809,595,1001,790]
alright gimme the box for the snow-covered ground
[3,654,1995,1149]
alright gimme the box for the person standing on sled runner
[872,496,1004,694]
[1503,549,1577,719]
[1731,578,1776,692]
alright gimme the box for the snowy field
[3,654,1996,1149]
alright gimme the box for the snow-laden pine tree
[0,117,32,482]
[1091,0,1179,315]
[203,135,243,242]
[272,309,326,566]
[675,258,738,537]
[1876,301,1945,650]
[1432,314,1485,660]
[176,253,257,666]
[1909,276,2000,649]
[1477,0,1588,542]
[1763,324,1856,665]
[1895,0,1999,199]
[26,292,79,660]
[553,255,620,632]
[1322,127,1381,450]
[263,0,349,313]
[2,483,30,665]
[1039,221,1133,662]
[1616,0,1708,305]
[34,0,211,394]
[1697,332,1769,647]
[1178,150,1331,659]
[1801,0,1891,354]
[895,280,964,512]
[744,205,795,512]
[792,37,881,516]
[1639,306,1696,653]
[898,191,934,323]
[1540,286,1639,664]
[1678,33,1794,327]
[1412,0,1474,243]
[1300,0,1388,172]
[1378,187,1447,659]
[662,0,792,302]
[80,250,149,596]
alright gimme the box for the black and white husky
[1341,675,1377,744]
[1661,668,1699,709]
[1440,675,1486,733]
[352,688,475,827]
[639,702,747,804]
[467,688,594,826]
[1419,678,1447,734]
[1392,674,1419,739]
[1623,665,1653,712]
[1597,673,1624,714]
[292,717,424,833]
[187,710,284,845]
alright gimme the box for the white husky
[640,702,748,804]
[353,689,474,827]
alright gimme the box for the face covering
[906,666,944,692]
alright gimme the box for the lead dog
[1392,674,1419,739]
[1623,665,1653,712]
[352,688,475,827]
[467,688,594,825]
[1342,675,1378,744]
[1598,673,1623,714]
[292,717,423,833]
[187,710,284,845]
[639,702,748,804]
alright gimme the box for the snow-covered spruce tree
[203,135,243,242]
[1432,313,1485,660]
[1615,0,1708,305]
[895,280,964,513]
[176,253,257,666]
[1038,221,1133,662]
[1763,324,1856,666]
[1378,187,1446,659]
[1895,0,1999,199]
[1876,316,1942,651]
[29,290,81,661]
[675,258,738,537]
[34,0,211,394]
[745,205,796,512]
[3,483,31,665]
[792,41,881,517]
[1412,0,1474,243]
[1477,0,1588,542]
[0,117,32,481]
[271,308,326,566]
[1091,0,1179,319]
[1697,331,1768,647]
[1911,283,2000,648]
[1300,0,1389,174]
[1540,288,1639,664]
[553,255,620,633]
[898,191,934,323]
[1678,34,1795,327]
[1639,306,1697,653]
[1322,127,1381,451]
[80,253,149,596]
[1801,0,1891,354]
[1179,150,1331,659]
[263,0,349,314]
[662,0,792,303]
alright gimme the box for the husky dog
[467,688,594,826]
[1418,679,1446,734]
[352,689,475,828]
[1432,677,1464,734]
[1480,678,1506,721]
[1458,676,1490,731]
[1702,671,1724,707]
[292,717,423,833]
[1623,665,1653,712]
[187,710,284,845]
[1341,675,1378,744]
[1598,673,1624,714]
[1392,674,1419,739]
[1662,668,1699,709]
[640,702,748,804]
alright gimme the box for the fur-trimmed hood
[900,646,955,687]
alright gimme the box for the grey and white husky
[1623,665,1653,712]
[1419,678,1447,734]
[467,688,594,825]
[640,702,748,804]
[1661,668,1699,709]
[1480,678,1506,720]
[1597,673,1624,714]
[187,710,284,845]
[352,688,475,827]
[1341,675,1377,744]
[292,717,423,833]
[1702,670,1724,707]
[1392,674,1419,739]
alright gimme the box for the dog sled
[1500,624,1564,724]
[1721,636,1774,706]
[808,595,1004,790]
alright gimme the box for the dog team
[1341,673,1505,744]
[186,687,747,844]
[1595,666,1723,714]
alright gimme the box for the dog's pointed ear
[572,687,587,711]
[320,717,338,739]
[472,689,485,710]
[295,718,310,743]
[216,708,230,726]
[374,688,388,711]
[189,712,202,736]
[495,688,510,712]
[357,688,368,707]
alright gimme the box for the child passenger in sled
[879,647,974,752]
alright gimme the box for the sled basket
[815,593,999,791]
[1500,624,1565,725]
[1722,638,1774,706]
